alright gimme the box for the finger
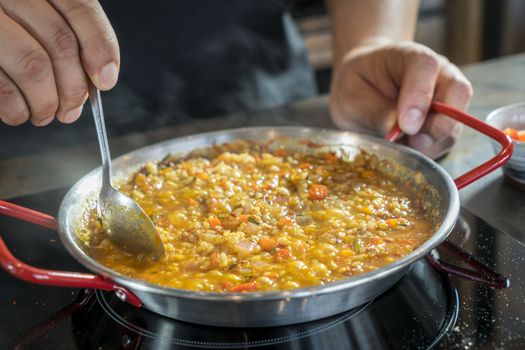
[0,69,31,126]
[407,114,460,159]
[3,0,88,123]
[396,50,440,135]
[409,62,473,157]
[49,0,120,91]
[330,64,397,135]
[433,62,473,121]
[0,11,58,126]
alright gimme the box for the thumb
[396,54,440,135]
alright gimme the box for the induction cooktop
[0,188,524,349]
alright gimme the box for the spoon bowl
[98,186,165,256]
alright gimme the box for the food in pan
[79,140,437,292]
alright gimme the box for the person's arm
[326,0,418,69]
[325,0,472,159]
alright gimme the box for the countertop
[1,53,524,241]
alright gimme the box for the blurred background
[3,0,525,160]
[294,0,525,93]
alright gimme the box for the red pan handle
[385,102,512,288]
[385,101,513,189]
[426,241,509,289]
[0,201,58,230]
[0,201,142,307]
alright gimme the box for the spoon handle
[88,83,112,192]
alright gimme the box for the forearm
[325,0,419,68]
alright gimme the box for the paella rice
[79,140,436,292]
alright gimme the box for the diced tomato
[274,248,292,261]
[208,217,221,228]
[259,236,278,251]
[230,281,258,292]
[308,184,329,200]
[278,216,293,227]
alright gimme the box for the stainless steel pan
[0,102,513,327]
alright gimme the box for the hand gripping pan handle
[385,101,512,288]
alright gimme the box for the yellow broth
[79,142,435,292]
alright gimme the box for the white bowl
[486,102,525,186]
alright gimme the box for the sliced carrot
[274,148,288,157]
[238,214,249,223]
[360,170,375,179]
[325,152,338,162]
[278,170,289,178]
[264,272,279,279]
[196,172,209,180]
[259,236,278,251]
[208,217,221,228]
[339,249,354,258]
[134,173,151,192]
[220,178,230,189]
[298,162,312,169]
[274,248,292,261]
[263,183,275,190]
[220,281,233,290]
[299,139,323,148]
[518,130,525,142]
[210,251,219,269]
[278,216,293,227]
[187,198,199,206]
[386,218,399,228]
[159,167,172,175]
[308,184,329,201]
[370,237,384,245]
[361,206,374,215]
[230,281,258,292]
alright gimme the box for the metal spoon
[88,84,165,257]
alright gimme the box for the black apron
[100,0,317,127]
[0,0,317,157]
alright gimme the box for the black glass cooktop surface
[0,188,524,349]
